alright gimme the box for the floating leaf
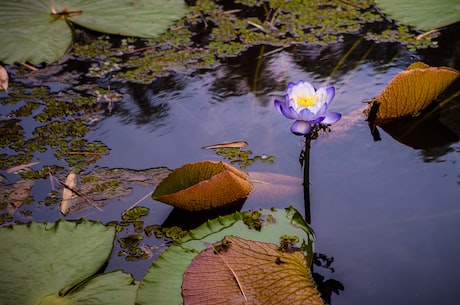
[0,65,8,91]
[152,161,253,211]
[0,219,138,305]
[136,206,315,305]
[183,236,323,305]
[366,62,460,120]
[376,0,460,31]
[201,141,248,149]
[0,0,187,64]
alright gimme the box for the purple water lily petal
[298,107,316,121]
[274,80,340,135]
[291,120,312,135]
[280,103,300,120]
[322,112,341,124]
[324,86,335,105]
[314,102,328,117]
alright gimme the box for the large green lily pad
[136,206,316,304]
[0,219,138,305]
[376,0,460,31]
[0,0,187,64]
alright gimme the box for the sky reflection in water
[89,33,460,305]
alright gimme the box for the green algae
[62,0,439,84]
[0,87,109,175]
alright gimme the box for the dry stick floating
[55,177,103,212]
[209,242,248,302]
[19,62,38,71]
[122,190,154,215]
[63,151,109,155]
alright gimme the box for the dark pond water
[2,25,460,305]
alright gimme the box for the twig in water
[122,191,154,215]
[55,177,103,212]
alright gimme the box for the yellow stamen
[296,95,316,108]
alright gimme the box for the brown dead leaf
[368,62,459,120]
[0,65,8,91]
[182,236,323,305]
[202,141,248,149]
[60,172,78,215]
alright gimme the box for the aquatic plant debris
[0,0,187,64]
[0,65,8,91]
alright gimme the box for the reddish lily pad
[182,236,323,305]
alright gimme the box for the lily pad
[0,0,187,64]
[136,206,316,304]
[152,161,253,211]
[182,236,323,305]
[366,62,460,121]
[0,219,138,305]
[376,0,460,31]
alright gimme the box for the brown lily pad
[366,62,459,121]
[182,236,323,305]
[152,161,253,211]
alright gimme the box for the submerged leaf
[0,219,138,305]
[136,206,315,305]
[376,0,460,31]
[152,161,253,211]
[367,62,459,120]
[183,236,323,305]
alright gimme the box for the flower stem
[303,133,312,224]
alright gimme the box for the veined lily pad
[366,62,460,121]
[182,236,323,305]
[0,219,138,305]
[376,0,460,31]
[0,0,187,64]
[152,161,253,211]
[136,206,316,304]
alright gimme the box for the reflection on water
[98,32,459,304]
[1,22,460,305]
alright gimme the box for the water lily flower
[274,80,341,135]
